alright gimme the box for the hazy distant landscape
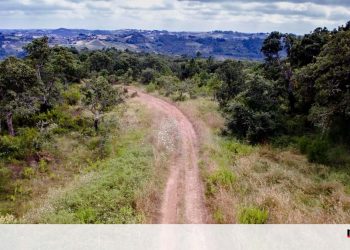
[0,28,267,60]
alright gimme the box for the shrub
[206,168,236,196]
[298,136,310,154]
[222,75,281,143]
[17,128,42,157]
[75,207,97,224]
[297,136,332,164]
[238,207,269,224]
[307,138,329,164]
[213,209,225,224]
[327,145,350,166]
[271,135,297,148]
[146,83,157,93]
[0,166,11,192]
[155,75,181,96]
[140,68,156,84]
[38,160,49,173]
[0,214,18,224]
[63,85,81,105]
[0,128,42,160]
[0,136,20,159]
[36,106,81,132]
[88,135,111,158]
[22,167,35,179]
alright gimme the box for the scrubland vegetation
[1,21,350,223]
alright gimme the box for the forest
[0,21,349,224]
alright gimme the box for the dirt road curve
[130,87,208,224]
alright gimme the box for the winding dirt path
[129,87,208,224]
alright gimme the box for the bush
[146,83,157,93]
[0,128,42,160]
[0,166,11,192]
[327,145,350,166]
[298,136,310,154]
[297,136,350,165]
[206,168,236,196]
[140,68,156,84]
[17,128,42,156]
[225,102,278,143]
[307,138,329,164]
[238,207,269,224]
[0,136,20,159]
[0,214,18,224]
[75,207,97,224]
[63,85,81,105]
[22,167,35,179]
[222,75,282,143]
[213,209,225,224]
[36,106,81,132]
[298,136,329,164]
[38,159,49,173]
[271,135,298,148]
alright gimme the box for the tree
[50,46,81,84]
[179,59,200,79]
[87,51,114,72]
[223,75,281,143]
[140,68,156,84]
[215,60,244,107]
[297,30,350,141]
[25,37,62,111]
[24,36,50,83]
[289,27,330,68]
[261,32,283,63]
[261,32,296,113]
[82,76,122,131]
[0,57,39,136]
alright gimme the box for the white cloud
[0,0,349,33]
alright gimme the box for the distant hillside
[0,29,267,60]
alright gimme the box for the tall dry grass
[179,97,350,224]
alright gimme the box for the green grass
[208,137,254,170]
[23,106,154,224]
[238,206,269,224]
[206,168,236,197]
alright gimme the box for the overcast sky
[0,0,349,34]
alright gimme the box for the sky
[0,0,349,34]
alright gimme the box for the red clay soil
[129,87,208,224]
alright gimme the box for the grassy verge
[179,97,350,224]
[2,99,160,224]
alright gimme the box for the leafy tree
[154,75,181,96]
[0,57,39,136]
[25,37,63,110]
[215,60,244,107]
[87,51,114,73]
[82,76,122,131]
[261,32,296,113]
[224,75,281,143]
[141,54,171,74]
[169,79,195,101]
[179,59,200,79]
[24,36,50,83]
[50,46,81,84]
[289,27,330,68]
[140,68,156,84]
[298,30,350,141]
[261,31,283,63]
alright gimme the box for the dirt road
[130,88,208,224]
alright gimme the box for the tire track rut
[130,88,208,224]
